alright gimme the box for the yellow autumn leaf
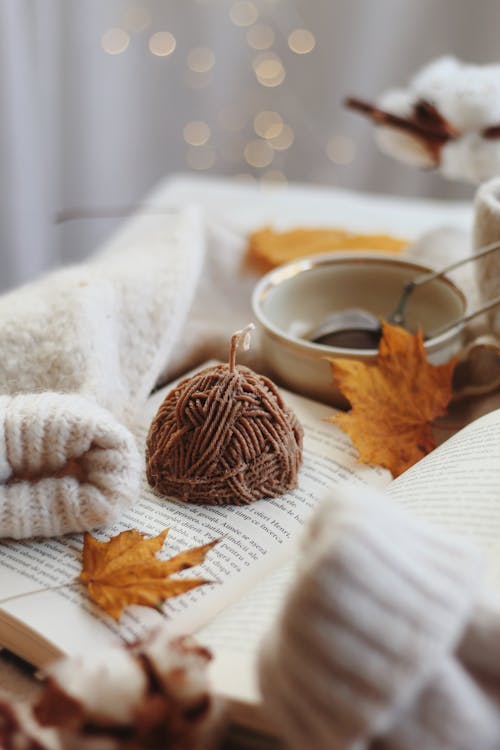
[326,322,456,477]
[79,529,218,620]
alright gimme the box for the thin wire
[429,294,500,339]
[413,239,500,288]
[390,239,500,329]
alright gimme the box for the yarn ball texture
[145,363,303,505]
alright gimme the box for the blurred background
[2,0,500,291]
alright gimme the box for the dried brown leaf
[327,322,456,476]
[79,529,218,620]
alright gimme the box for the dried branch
[344,96,463,164]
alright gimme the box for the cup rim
[251,251,467,358]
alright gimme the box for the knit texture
[0,207,204,426]
[0,393,141,538]
[0,207,205,538]
[258,485,489,750]
[473,177,500,333]
[383,658,500,750]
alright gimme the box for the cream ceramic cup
[252,253,466,407]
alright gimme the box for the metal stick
[388,239,500,332]
[428,294,500,339]
[412,239,500,288]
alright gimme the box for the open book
[1,366,500,740]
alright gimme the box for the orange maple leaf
[79,529,218,620]
[326,322,456,477]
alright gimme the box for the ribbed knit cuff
[258,484,483,750]
[474,177,500,334]
[0,393,141,539]
[383,658,500,750]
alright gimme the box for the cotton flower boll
[411,55,461,101]
[0,698,60,750]
[359,56,500,183]
[46,649,147,724]
[441,133,500,183]
[409,56,500,129]
[439,67,500,131]
[375,127,436,168]
[138,632,212,704]
[375,88,437,167]
[377,87,414,117]
[35,630,218,750]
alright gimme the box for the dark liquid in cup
[312,328,382,350]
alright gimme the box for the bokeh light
[244,139,274,168]
[288,28,316,54]
[101,28,130,55]
[148,31,176,56]
[253,53,286,87]
[101,7,336,181]
[183,121,211,146]
[254,111,283,139]
[326,134,356,164]
[246,24,275,50]
[187,47,215,72]
[269,124,294,150]
[230,1,259,27]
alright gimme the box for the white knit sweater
[259,486,500,750]
[0,207,205,538]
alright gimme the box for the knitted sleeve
[258,484,485,750]
[0,394,141,538]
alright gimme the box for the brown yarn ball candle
[146,325,303,505]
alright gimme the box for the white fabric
[258,487,500,749]
[0,206,205,538]
[165,217,265,381]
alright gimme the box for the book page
[0,382,390,667]
[199,561,296,706]
[387,408,500,582]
